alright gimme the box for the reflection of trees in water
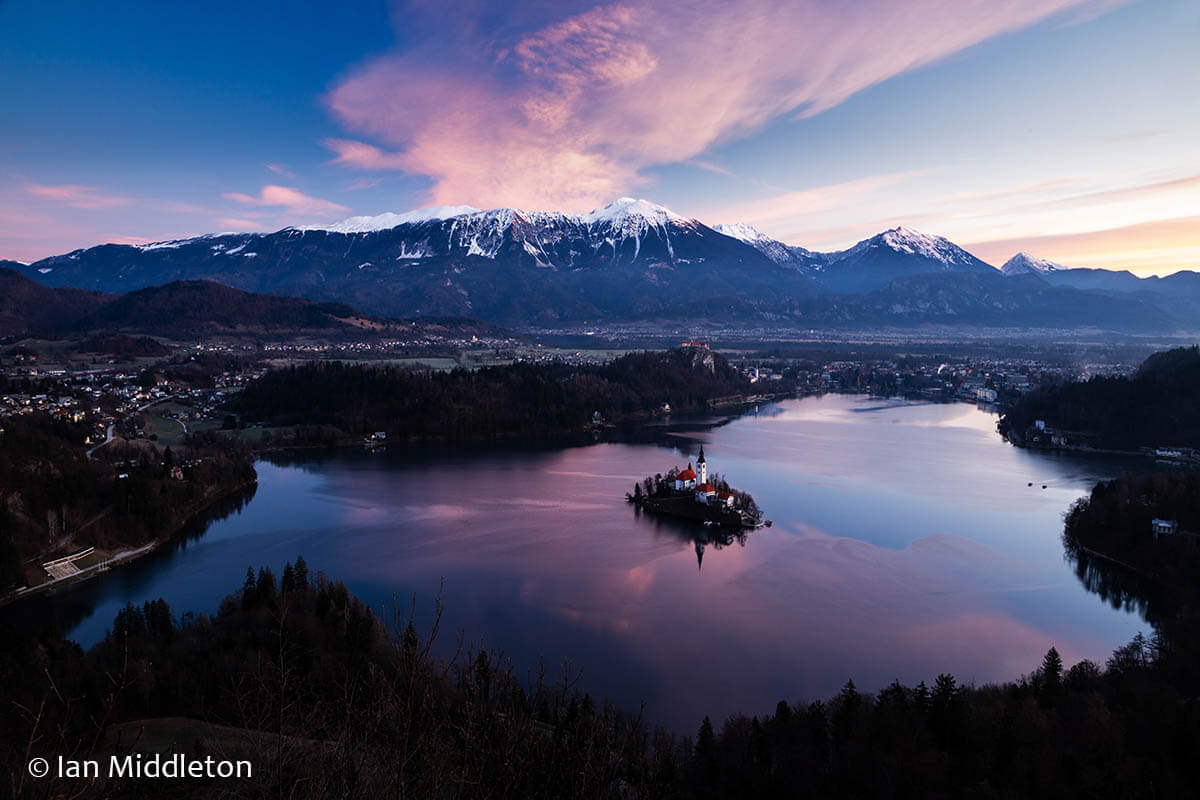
[0,483,260,645]
[173,482,258,548]
[1064,538,1160,623]
[632,504,748,569]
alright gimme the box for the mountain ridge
[7,198,1197,331]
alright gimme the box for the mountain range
[7,198,1199,332]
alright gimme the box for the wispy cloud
[344,177,383,191]
[703,170,930,236]
[222,184,348,217]
[24,183,132,209]
[324,0,1128,211]
[1026,173,1200,210]
[324,138,407,170]
[264,163,297,179]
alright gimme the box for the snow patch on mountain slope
[713,222,771,243]
[1001,252,1066,275]
[308,206,481,233]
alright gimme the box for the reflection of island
[628,446,764,541]
[631,496,748,570]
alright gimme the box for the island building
[674,467,696,490]
[1152,518,1179,538]
[673,446,708,490]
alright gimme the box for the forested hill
[999,345,1200,450]
[229,347,751,441]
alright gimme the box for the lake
[32,395,1152,730]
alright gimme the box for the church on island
[673,447,735,508]
[628,445,759,531]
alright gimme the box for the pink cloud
[24,183,132,209]
[325,0,1128,211]
[325,138,409,170]
[222,184,348,217]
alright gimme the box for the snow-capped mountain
[302,205,481,234]
[1000,252,1066,275]
[13,199,1199,330]
[712,223,997,291]
[20,199,823,324]
[809,226,996,294]
[712,223,829,272]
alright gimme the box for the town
[0,332,1155,460]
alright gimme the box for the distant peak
[713,222,772,243]
[306,205,481,233]
[880,226,943,244]
[858,226,980,266]
[583,197,685,225]
[1001,251,1065,275]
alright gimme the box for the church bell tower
[697,446,707,485]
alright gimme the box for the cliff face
[682,346,717,374]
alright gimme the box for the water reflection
[1063,538,1160,622]
[6,395,1158,730]
[0,483,258,643]
[630,502,749,569]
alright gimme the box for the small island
[627,446,763,529]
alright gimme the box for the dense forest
[229,347,753,441]
[4,558,1200,798]
[1062,470,1200,679]
[1000,346,1200,449]
[0,414,256,595]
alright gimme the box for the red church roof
[698,483,715,493]
[677,468,696,480]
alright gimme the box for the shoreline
[243,391,793,453]
[0,475,258,608]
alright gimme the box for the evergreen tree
[1041,646,1064,693]
[241,566,257,610]
[293,554,308,587]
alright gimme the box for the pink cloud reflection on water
[268,398,1141,726]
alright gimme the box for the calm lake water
[35,395,1153,730]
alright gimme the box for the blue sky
[1,0,1197,272]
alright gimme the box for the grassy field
[142,408,189,447]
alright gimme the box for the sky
[1,0,1197,273]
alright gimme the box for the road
[85,394,177,460]
[85,424,115,461]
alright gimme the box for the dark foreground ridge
[3,555,1200,799]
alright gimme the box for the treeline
[229,347,751,441]
[1000,346,1200,449]
[0,415,256,594]
[4,564,1200,798]
[1,561,678,799]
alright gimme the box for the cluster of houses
[1,359,266,448]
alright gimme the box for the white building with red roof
[674,466,697,490]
